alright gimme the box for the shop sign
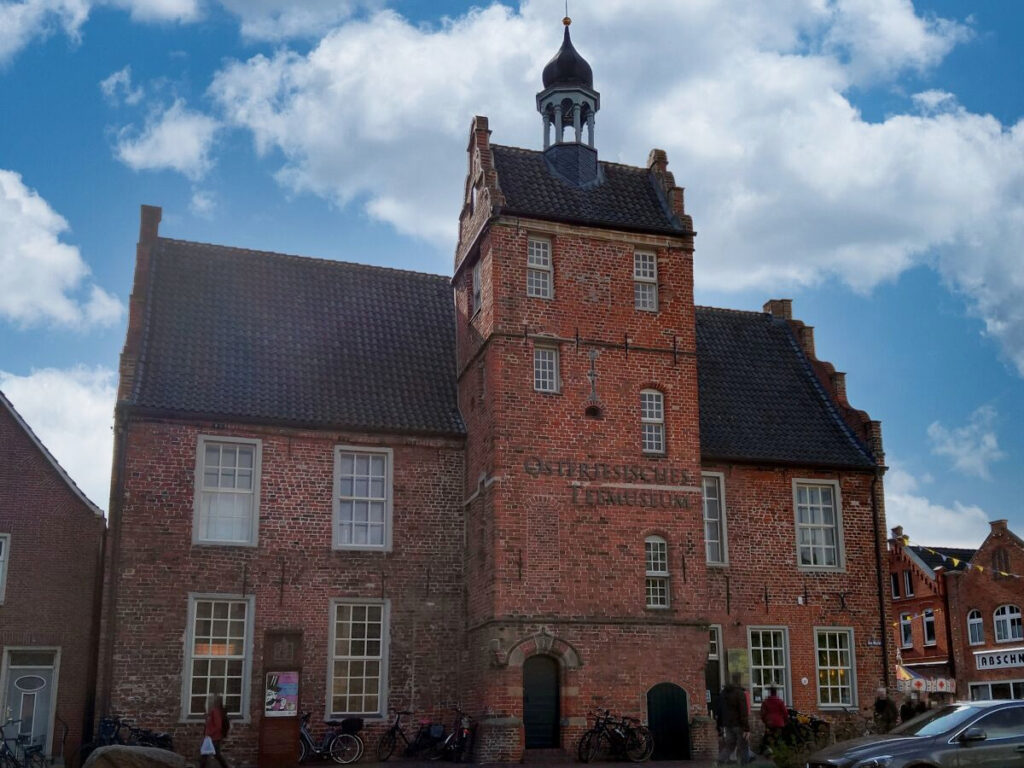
[975,647,1024,670]
[522,456,699,508]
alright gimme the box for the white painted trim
[526,235,554,300]
[326,598,390,720]
[632,249,658,313]
[180,593,256,723]
[0,391,103,517]
[532,345,561,394]
[192,435,262,548]
[812,626,857,709]
[968,609,985,646]
[701,472,728,567]
[0,646,61,757]
[994,604,1023,644]
[792,478,846,573]
[0,534,9,604]
[332,445,394,552]
[644,535,670,609]
[746,625,792,708]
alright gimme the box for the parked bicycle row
[71,714,175,767]
[1,719,48,768]
[577,709,654,763]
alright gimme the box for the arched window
[640,389,665,454]
[645,536,669,609]
[994,605,1022,643]
[967,610,984,646]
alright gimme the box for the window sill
[796,566,846,574]
[645,605,671,611]
[534,389,562,395]
[333,545,392,554]
[193,539,258,549]
[995,638,1024,645]
[707,561,729,568]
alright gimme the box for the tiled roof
[131,238,465,436]
[695,307,877,469]
[490,145,687,235]
[910,546,977,572]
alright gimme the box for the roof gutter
[700,453,882,473]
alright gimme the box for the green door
[523,656,560,749]
[647,682,689,760]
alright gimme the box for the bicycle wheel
[577,730,594,763]
[299,736,309,763]
[425,734,451,761]
[25,751,48,768]
[376,729,397,761]
[329,733,362,764]
[586,731,610,763]
[625,726,654,762]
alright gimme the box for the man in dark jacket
[873,686,899,733]
[716,673,751,765]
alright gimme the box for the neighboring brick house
[99,21,891,764]
[0,390,106,762]
[893,521,1024,701]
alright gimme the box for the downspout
[872,469,890,690]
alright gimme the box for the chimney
[763,299,793,320]
[118,205,162,402]
[831,371,847,402]
[990,519,1009,535]
[139,204,161,245]
[799,325,816,357]
[647,149,685,217]
[892,525,904,541]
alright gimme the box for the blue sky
[1,0,1022,547]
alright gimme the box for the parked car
[806,699,1024,767]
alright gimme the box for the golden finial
[563,16,571,26]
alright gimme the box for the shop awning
[896,664,956,693]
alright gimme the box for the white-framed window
[527,237,553,299]
[995,604,1023,643]
[334,447,393,551]
[644,535,669,608]
[969,681,1024,701]
[890,572,900,599]
[793,480,843,570]
[328,599,389,718]
[900,613,913,648]
[533,347,559,393]
[708,625,721,661]
[471,262,482,316]
[923,609,937,646]
[815,628,855,707]
[904,570,914,597]
[968,609,985,646]
[702,474,727,565]
[633,250,658,312]
[640,389,665,454]
[193,436,261,546]
[0,534,9,603]
[182,594,254,720]
[749,627,789,706]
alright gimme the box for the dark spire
[541,19,593,90]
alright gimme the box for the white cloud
[217,0,369,41]
[115,98,219,180]
[107,0,199,22]
[0,169,123,328]
[0,366,116,511]
[0,0,89,65]
[99,64,144,105]
[189,188,215,217]
[885,464,990,547]
[208,1,1024,375]
[927,405,1006,480]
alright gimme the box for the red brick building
[0,390,106,762]
[99,22,891,764]
[891,521,1024,702]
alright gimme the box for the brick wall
[0,403,106,760]
[102,417,464,766]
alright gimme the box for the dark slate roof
[131,238,465,436]
[695,307,877,468]
[911,546,976,572]
[542,25,594,89]
[491,145,687,235]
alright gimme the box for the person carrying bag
[199,693,231,768]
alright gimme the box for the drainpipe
[872,469,891,690]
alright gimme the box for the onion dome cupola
[536,17,600,151]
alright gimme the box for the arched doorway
[523,656,560,749]
[646,682,689,760]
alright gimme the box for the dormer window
[527,237,553,299]
[634,251,658,312]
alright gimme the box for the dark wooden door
[647,682,689,760]
[523,656,560,748]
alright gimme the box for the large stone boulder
[83,745,185,768]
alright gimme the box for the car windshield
[892,705,981,737]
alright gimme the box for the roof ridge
[156,237,451,282]
[0,389,105,517]
[695,305,768,317]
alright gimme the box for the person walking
[759,685,787,755]
[200,693,231,768]
[716,673,751,765]
[899,696,916,724]
[873,687,898,733]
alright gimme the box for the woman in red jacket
[200,694,230,768]
[760,686,788,755]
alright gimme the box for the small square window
[634,251,658,312]
[534,347,559,393]
[527,238,553,299]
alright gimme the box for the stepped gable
[695,306,877,469]
[129,237,465,436]
[489,144,689,235]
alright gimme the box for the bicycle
[73,715,174,767]
[579,709,654,763]
[298,712,363,764]
[376,709,446,761]
[1,719,47,768]
[429,706,474,762]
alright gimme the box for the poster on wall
[265,671,299,717]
